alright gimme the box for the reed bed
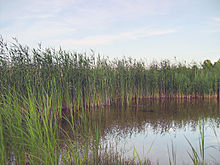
[0,36,220,112]
[0,36,220,164]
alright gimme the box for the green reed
[0,87,60,164]
[1,86,219,164]
[1,36,220,164]
[168,141,177,165]
[0,111,6,164]
[0,86,98,164]
[185,119,206,165]
[1,36,220,113]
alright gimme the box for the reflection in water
[64,99,220,164]
[98,99,219,134]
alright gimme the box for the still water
[88,99,220,165]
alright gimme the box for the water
[85,99,220,165]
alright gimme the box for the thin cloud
[60,28,177,46]
[211,17,220,22]
[22,0,77,14]
[0,20,76,44]
[204,30,220,33]
[0,0,77,22]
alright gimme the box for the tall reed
[1,36,220,164]
[1,36,220,113]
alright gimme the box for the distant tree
[203,59,212,68]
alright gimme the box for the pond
[69,99,220,165]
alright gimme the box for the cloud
[204,30,220,33]
[0,0,77,22]
[58,28,177,46]
[22,0,77,15]
[1,0,178,48]
[0,20,76,44]
[64,0,175,28]
[3,0,176,28]
[1,0,179,34]
[212,17,220,22]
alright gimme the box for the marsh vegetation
[0,37,220,164]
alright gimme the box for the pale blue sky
[0,0,220,63]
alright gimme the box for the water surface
[90,99,220,164]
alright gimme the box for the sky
[0,0,220,64]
